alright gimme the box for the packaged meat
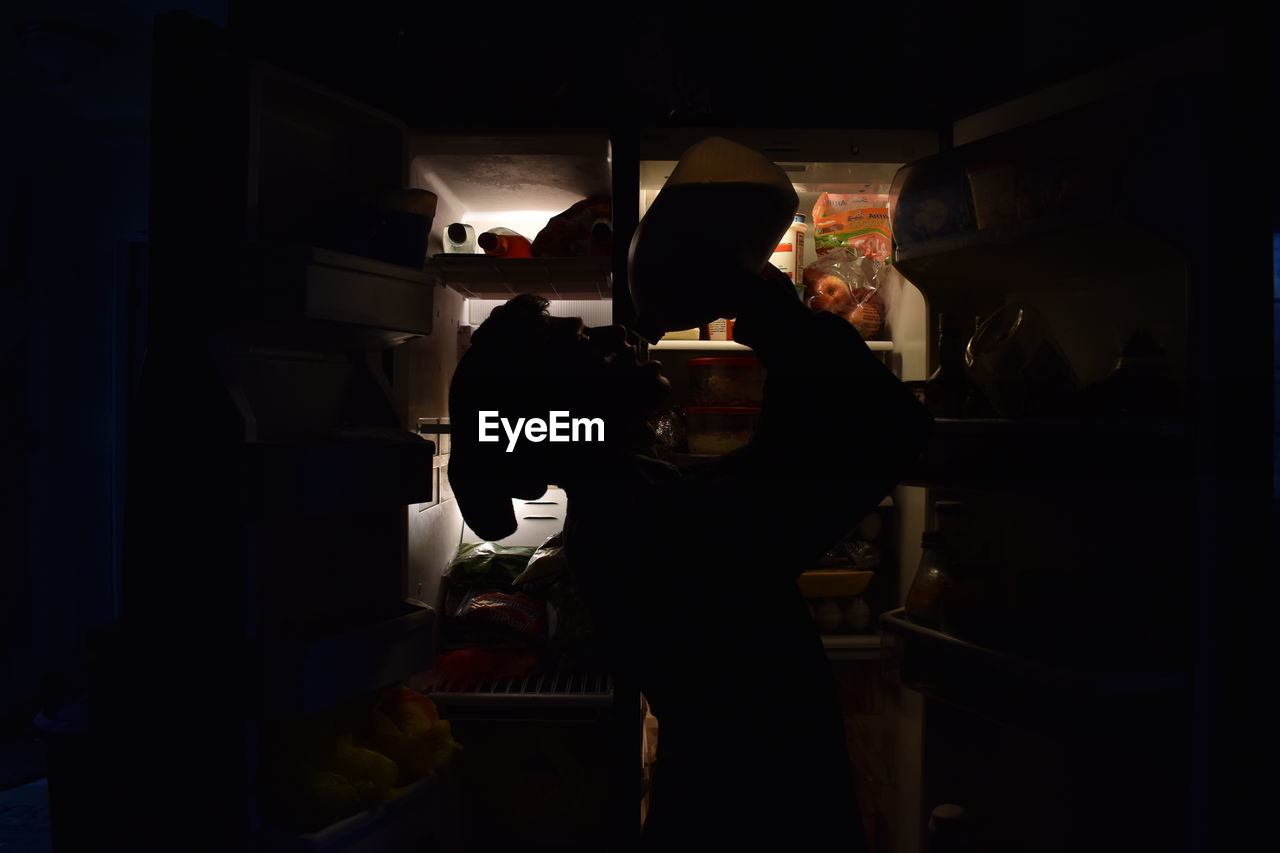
[532,196,611,257]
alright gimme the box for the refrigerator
[96,10,1267,853]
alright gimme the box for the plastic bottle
[444,223,477,254]
[589,220,613,258]
[905,530,951,631]
[769,213,808,289]
[628,137,799,341]
[477,227,533,258]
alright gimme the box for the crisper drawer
[254,601,435,719]
[246,247,434,349]
[259,775,437,853]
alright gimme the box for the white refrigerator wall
[398,283,466,613]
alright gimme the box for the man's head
[448,294,668,540]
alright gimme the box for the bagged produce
[801,247,886,339]
[532,196,612,257]
[517,534,600,666]
[811,192,892,261]
[365,687,459,786]
[259,688,459,832]
[453,588,549,648]
[444,541,535,586]
[512,532,570,590]
[440,542,538,634]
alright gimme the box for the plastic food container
[799,571,876,634]
[684,406,760,455]
[687,357,765,407]
[797,570,875,599]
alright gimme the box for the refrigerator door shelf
[880,609,1189,734]
[244,434,436,517]
[258,774,437,853]
[240,247,434,350]
[904,416,1190,490]
[822,633,884,662]
[255,601,436,720]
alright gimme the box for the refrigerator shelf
[428,668,613,708]
[243,247,435,349]
[255,601,436,719]
[822,633,884,662]
[880,608,1189,733]
[259,773,437,853]
[430,255,612,300]
[904,416,1190,490]
[649,339,895,352]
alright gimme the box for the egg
[814,598,844,633]
[845,597,871,632]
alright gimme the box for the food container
[687,357,765,407]
[798,571,876,634]
[797,570,875,599]
[684,406,760,455]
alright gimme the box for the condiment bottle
[477,227,533,258]
[444,223,477,254]
[769,213,808,287]
[905,530,952,631]
[700,318,732,342]
[588,220,613,257]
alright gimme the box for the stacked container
[684,357,764,455]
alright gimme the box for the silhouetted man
[449,267,931,850]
